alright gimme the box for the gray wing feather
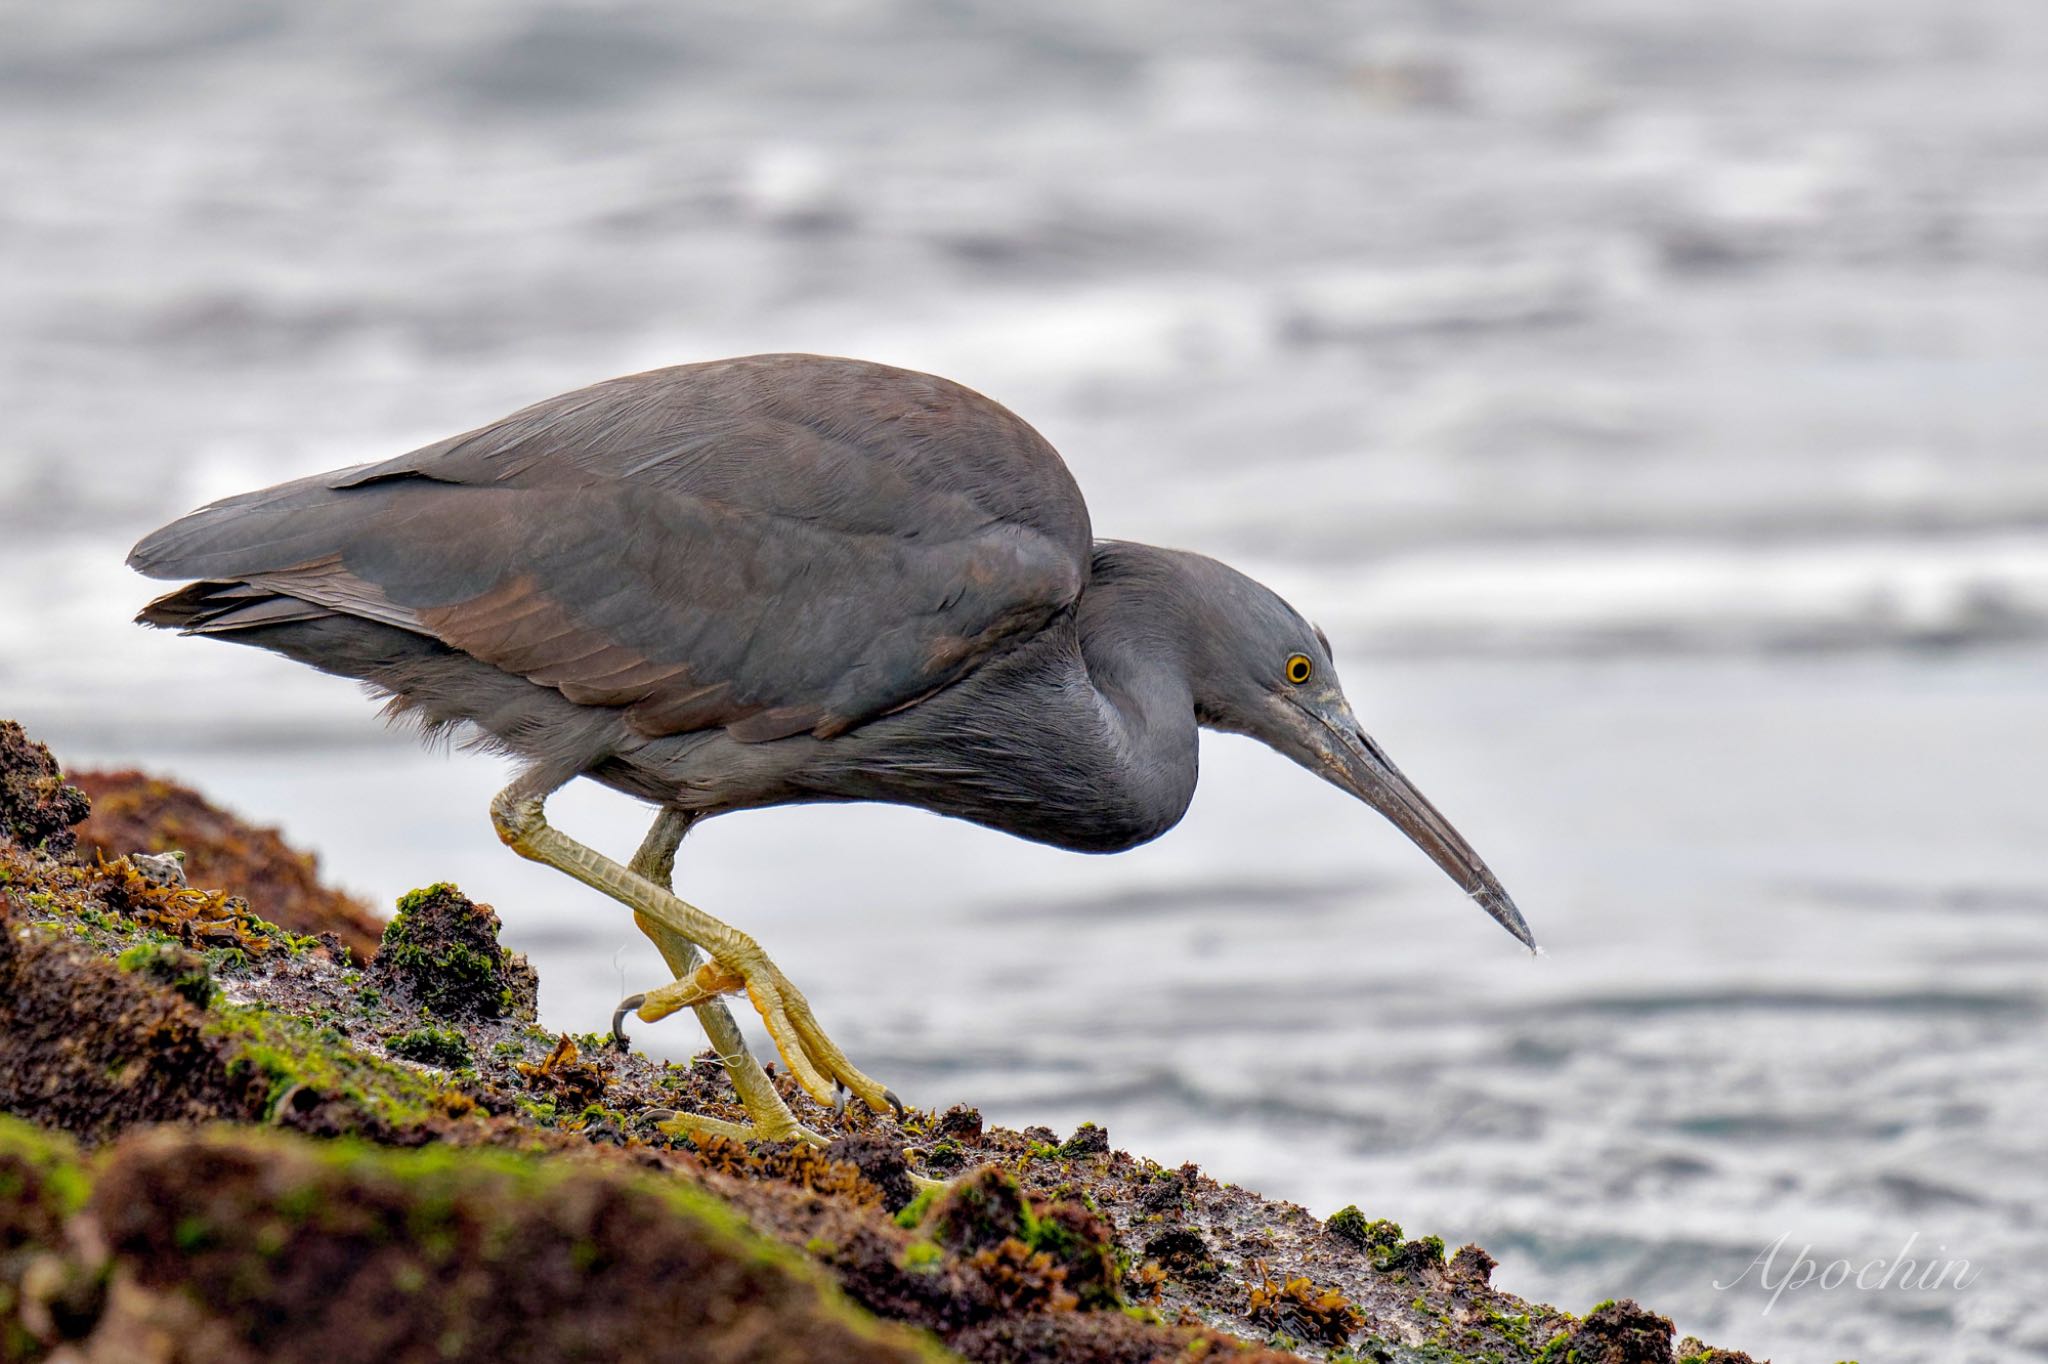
[132,354,1091,742]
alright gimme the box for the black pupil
[1290,658,1308,680]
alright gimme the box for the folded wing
[131,354,1092,743]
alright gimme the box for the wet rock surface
[0,718,1765,1363]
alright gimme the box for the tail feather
[137,580,335,634]
[126,462,382,582]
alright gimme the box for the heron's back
[132,354,1095,752]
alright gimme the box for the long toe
[611,992,647,1049]
[634,959,747,1026]
[752,968,896,1117]
[653,1108,829,1147]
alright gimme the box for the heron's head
[1170,551,1537,952]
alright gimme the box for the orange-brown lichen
[687,1133,886,1207]
[69,768,385,962]
[966,1237,1077,1313]
[88,853,306,959]
[1244,1263,1364,1347]
[515,1033,609,1108]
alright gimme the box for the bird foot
[642,1107,830,1147]
[491,780,900,1121]
[634,958,749,1019]
[615,951,900,1120]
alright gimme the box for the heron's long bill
[1312,713,1537,952]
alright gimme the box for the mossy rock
[205,1004,478,1136]
[369,884,537,1023]
[0,1116,101,1359]
[915,1164,1032,1254]
[1,1121,947,1363]
[1057,1122,1109,1157]
[0,722,90,858]
[1565,1298,1676,1363]
[905,1165,1122,1311]
[0,1115,89,1250]
[115,941,215,1010]
[384,1026,473,1070]
[1328,1205,1403,1253]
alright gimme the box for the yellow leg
[490,775,898,1121]
[622,808,816,1145]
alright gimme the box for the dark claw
[611,992,647,1050]
[639,1107,678,1124]
[883,1088,906,1121]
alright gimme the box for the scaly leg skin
[619,807,819,1146]
[623,811,940,1191]
[489,773,900,1124]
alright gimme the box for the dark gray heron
[130,353,1534,1142]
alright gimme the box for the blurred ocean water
[4,4,2046,1359]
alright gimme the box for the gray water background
[4,4,2047,1359]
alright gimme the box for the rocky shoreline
[0,718,1763,1364]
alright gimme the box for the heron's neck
[1075,543,1202,792]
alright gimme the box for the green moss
[1020,1208,1089,1262]
[1327,1204,1403,1251]
[205,1003,472,1129]
[904,1166,1120,1310]
[894,1183,942,1229]
[573,1105,625,1132]
[115,941,216,1009]
[1369,1230,1447,1274]
[379,942,505,1010]
[0,1114,91,1219]
[921,1137,968,1172]
[899,1240,945,1275]
[373,884,527,1020]
[393,882,459,916]
[1056,1122,1108,1157]
[1488,1310,1533,1350]
[385,1026,473,1070]
[145,1129,952,1361]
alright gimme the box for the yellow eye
[1285,653,1313,685]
